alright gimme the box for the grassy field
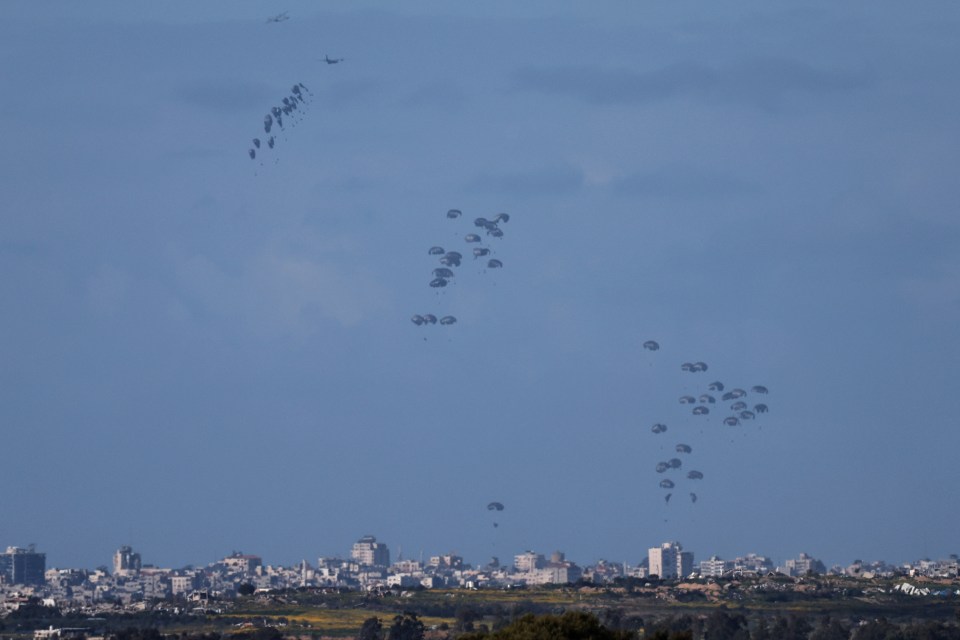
[3,581,957,639]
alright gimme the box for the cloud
[609,164,755,199]
[513,58,871,111]
[466,164,585,196]
[172,236,392,338]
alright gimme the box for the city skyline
[2,537,953,579]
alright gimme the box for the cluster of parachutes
[410,314,457,326]
[411,208,512,332]
[643,339,772,505]
[247,83,313,165]
[430,208,510,285]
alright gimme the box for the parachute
[440,252,462,267]
[754,403,769,413]
[411,315,425,326]
[248,82,314,165]
[423,314,437,325]
[665,493,672,504]
[487,502,504,511]
[640,347,772,511]
[413,209,514,334]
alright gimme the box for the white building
[648,542,693,579]
[113,546,141,577]
[699,555,730,577]
[170,574,198,596]
[732,553,774,575]
[514,551,545,573]
[351,536,390,568]
[780,553,826,577]
[221,553,262,575]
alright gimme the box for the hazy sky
[2,1,959,572]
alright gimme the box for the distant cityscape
[2,537,958,610]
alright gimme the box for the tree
[459,611,632,640]
[237,583,256,596]
[387,612,424,640]
[752,619,772,640]
[455,605,481,632]
[703,609,748,640]
[809,616,851,640]
[902,621,960,640]
[250,628,283,640]
[853,618,903,640]
[358,617,383,640]
[771,614,814,640]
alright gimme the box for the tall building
[514,551,545,573]
[699,555,730,577]
[679,550,694,577]
[0,546,46,586]
[781,552,826,576]
[732,553,774,575]
[113,545,142,576]
[351,535,390,567]
[222,553,263,574]
[648,541,693,579]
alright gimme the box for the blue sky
[1,1,959,571]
